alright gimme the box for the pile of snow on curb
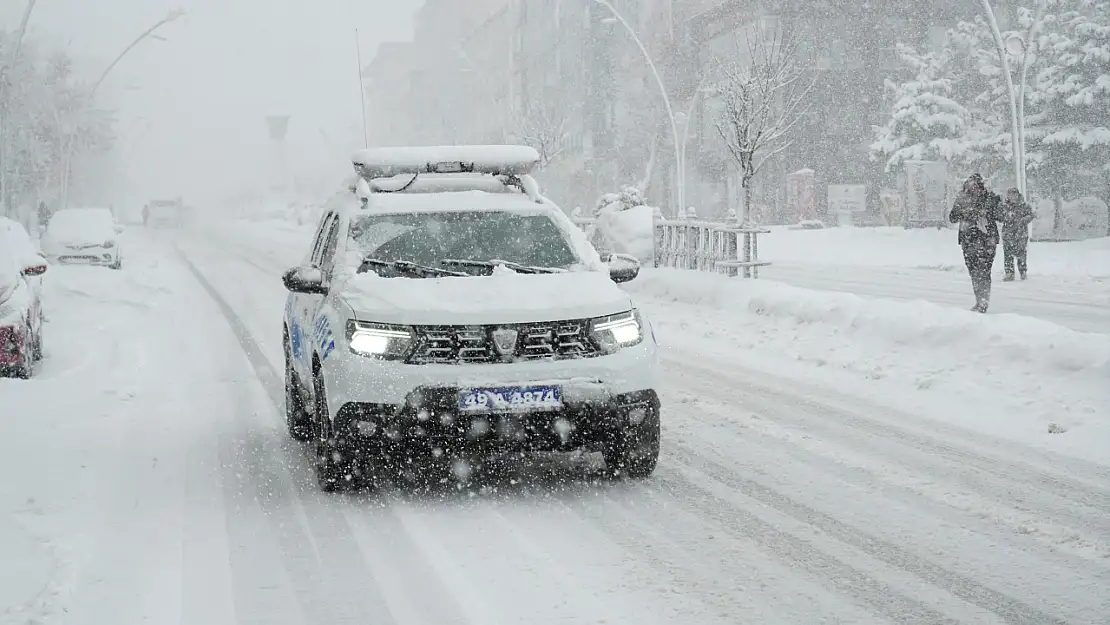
[630,269,1110,376]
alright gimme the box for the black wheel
[109,259,122,270]
[603,407,660,479]
[31,318,43,362]
[283,330,314,442]
[13,325,34,380]
[312,367,352,492]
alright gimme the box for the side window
[318,219,342,279]
[309,213,335,267]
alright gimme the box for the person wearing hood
[949,173,1004,313]
[1000,187,1035,281]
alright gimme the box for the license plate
[458,386,562,414]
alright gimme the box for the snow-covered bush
[589,186,657,263]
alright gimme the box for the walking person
[949,173,1004,313]
[1000,187,1034,281]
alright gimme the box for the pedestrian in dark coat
[949,173,1004,313]
[1000,187,1035,281]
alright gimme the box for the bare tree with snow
[510,97,569,172]
[711,24,815,226]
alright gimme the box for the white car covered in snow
[281,145,660,491]
[43,207,123,269]
[0,217,48,378]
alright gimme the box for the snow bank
[630,269,1110,376]
[596,205,655,263]
[759,226,1110,279]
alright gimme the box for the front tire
[312,367,352,492]
[603,407,660,479]
[31,317,43,362]
[13,325,35,380]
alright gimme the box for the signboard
[828,184,866,227]
[266,115,290,142]
[902,160,948,228]
[786,168,816,224]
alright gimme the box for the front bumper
[336,389,659,455]
[325,339,658,415]
[49,246,117,265]
[323,339,659,453]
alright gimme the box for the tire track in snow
[583,477,967,624]
[661,405,1110,571]
[664,355,1110,506]
[663,445,1070,625]
[180,250,403,625]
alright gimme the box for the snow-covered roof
[351,145,541,179]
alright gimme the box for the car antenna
[355,29,369,148]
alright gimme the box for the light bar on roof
[351,145,541,179]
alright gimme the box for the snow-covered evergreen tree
[1032,0,1110,199]
[870,43,978,171]
[876,0,1108,204]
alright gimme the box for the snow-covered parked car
[0,217,48,378]
[43,207,123,269]
[281,145,661,491]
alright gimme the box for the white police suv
[282,145,660,491]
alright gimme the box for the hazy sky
[2,0,421,207]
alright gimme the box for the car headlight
[346,320,413,360]
[589,309,643,353]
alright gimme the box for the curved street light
[978,0,1023,197]
[592,0,685,213]
[60,9,185,208]
[979,0,1046,198]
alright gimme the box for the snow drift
[628,269,1110,376]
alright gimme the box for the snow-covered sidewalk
[755,227,1110,332]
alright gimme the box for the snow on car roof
[368,174,520,195]
[352,145,540,179]
[363,190,556,215]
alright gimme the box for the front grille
[409,321,599,364]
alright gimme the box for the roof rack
[351,145,541,180]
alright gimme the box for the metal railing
[570,206,771,278]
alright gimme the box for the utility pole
[355,29,368,148]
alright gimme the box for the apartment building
[364,0,981,218]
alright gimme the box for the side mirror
[22,263,48,277]
[602,252,640,284]
[283,266,327,294]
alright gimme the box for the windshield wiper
[441,259,562,275]
[359,258,467,278]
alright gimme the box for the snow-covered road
[3,227,1109,624]
[761,262,1109,333]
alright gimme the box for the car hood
[46,236,112,249]
[341,270,633,325]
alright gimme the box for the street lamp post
[60,9,184,209]
[592,0,685,213]
[985,0,1025,196]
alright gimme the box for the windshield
[348,210,580,271]
[47,209,115,239]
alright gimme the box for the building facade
[365,0,984,220]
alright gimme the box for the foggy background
[1,0,420,211]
